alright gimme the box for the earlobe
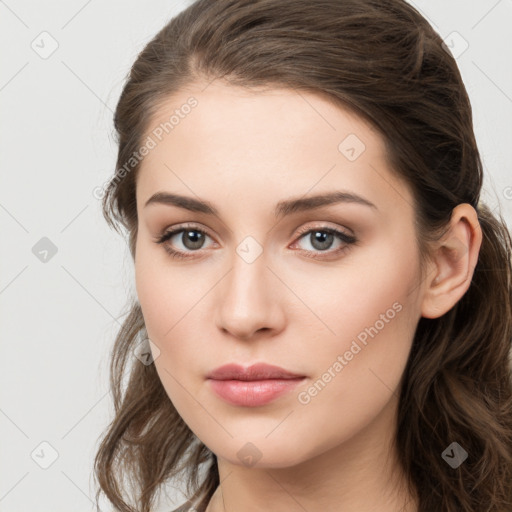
[420,204,482,319]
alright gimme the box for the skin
[134,79,482,512]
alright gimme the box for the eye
[291,225,357,260]
[155,224,215,260]
[154,223,357,260]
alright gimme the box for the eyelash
[155,223,357,261]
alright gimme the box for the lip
[207,363,304,381]
[207,363,306,407]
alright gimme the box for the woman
[93,0,512,511]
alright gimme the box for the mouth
[206,363,306,407]
[207,362,305,381]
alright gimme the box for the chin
[207,436,315,470]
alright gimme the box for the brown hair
[94,1,512,510]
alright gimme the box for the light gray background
[1,1,511,511]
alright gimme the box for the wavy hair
[93,1,512,510]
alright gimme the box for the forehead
[136,80,414,221]
[145,80,382,158]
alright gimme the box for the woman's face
[134,80,426,468]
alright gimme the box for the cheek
[297,239,419,398]
[281,265,418,461]
[135,254,208,423]
[134,243,214,388]
[291,234,418,344]
[135,239,194,342]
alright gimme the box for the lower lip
[208,378,305,407]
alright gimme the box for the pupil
[311,231,333,250]
[184,230,204,249]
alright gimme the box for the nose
[215,252,285,341]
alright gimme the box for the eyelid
[154,222,217,246]
[155,221,357,259]
[156,221,352,241]
[293,221,354,238]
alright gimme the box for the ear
[421,203,482,319]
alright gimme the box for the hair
[93,0,512,511]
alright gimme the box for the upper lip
[207,363,305,381]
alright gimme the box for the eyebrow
[144,190,377,217]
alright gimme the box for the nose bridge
[216,243,282,338]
